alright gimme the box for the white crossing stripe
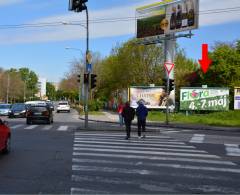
[72,163,240,174]
[75,132,171,138]
[73,144,207,153]
[72,152,235,165]
[74,140,195,149]
[42,125,53,130]
[10,124,24,129]
[190,134,205,143]
[225,144,240,157]
[71,187,108,195]
[24,125,38,130]
[57,125,68,131]
[73,147,220,158]
[74,137,186,145]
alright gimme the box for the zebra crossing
[10,124,74,132]
[71,132,240,194]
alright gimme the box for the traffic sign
[164,62,174,76]
[87,63,92,73]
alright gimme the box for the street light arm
[61,21,87,29]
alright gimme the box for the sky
[0,0,240,83]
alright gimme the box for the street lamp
[67,0,90,128]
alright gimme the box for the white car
[57,101,70,113]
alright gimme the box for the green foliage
[97,38,164,99]
[46,82,56,100]
[88,99,104,111]
[196,41,240,109]
[148,110,240,127]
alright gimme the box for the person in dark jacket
[121,101,135,140]
[136,101,148,138]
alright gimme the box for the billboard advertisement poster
[136,0,199,39]
[180,88,229,111]
[129,86,175,109]
[234,87,240,110]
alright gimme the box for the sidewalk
[79,111,240,132]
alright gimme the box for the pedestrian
[136,101,148,138]
[117,102,124,126]
[121,101,135,140]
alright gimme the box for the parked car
[0,118,11,154]
[9,103,27,118]
[56,101,70,113]
[26,104,53,124]
[0,104,11,116]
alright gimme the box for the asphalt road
[1,110,240,194]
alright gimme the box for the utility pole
[23,80,26,102]
[6,73,10,104]
[69,0,89,129]
[164,34,176,125]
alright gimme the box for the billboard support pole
[164,34,176,125]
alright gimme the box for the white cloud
[0,0,24,6]
[0,0,240,44]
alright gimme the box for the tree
[19,68,38,100]
[46,82,56,100]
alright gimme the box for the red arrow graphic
[198,44,212,74]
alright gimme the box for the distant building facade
[36,78,47,99]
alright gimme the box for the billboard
[234,87,240,110]
[129,86,175,109]
[180,88,229,111]
[136,0,199,38]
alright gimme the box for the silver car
[0,104,11,116]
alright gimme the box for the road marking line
[225,144,240,157]
[74,137,185,145]
[71,187,108,195]
[74,140,195,149]
[42,125,53,130]
[72,147,220,158]
[73,144,207,153]
[190,134,205,143]
[74,133,171,138]
[24,125,38,130]
[72,163,240,174]
[10,124,23,129]
[57,126,68,131]
[72,152,235,165]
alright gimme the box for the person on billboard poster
[170,6,177,30]
[176,4,182,29]
[187,0,195,26]
[121,102,135,140]
[136,101,148,139]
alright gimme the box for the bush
[88,99,103,111]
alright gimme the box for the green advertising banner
[180,88,229,111]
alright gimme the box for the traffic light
[69,0,88,12]
[90,74,97,89]
[77,74,80,82]
[169,79,174,92]
[84,73,89,84]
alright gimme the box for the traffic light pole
[84,5,89,129]
[164,34,176,125]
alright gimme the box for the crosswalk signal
[77,74,81,82]
[169,79,174,92]
[84,73,89,84]
[90,74,97,89]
